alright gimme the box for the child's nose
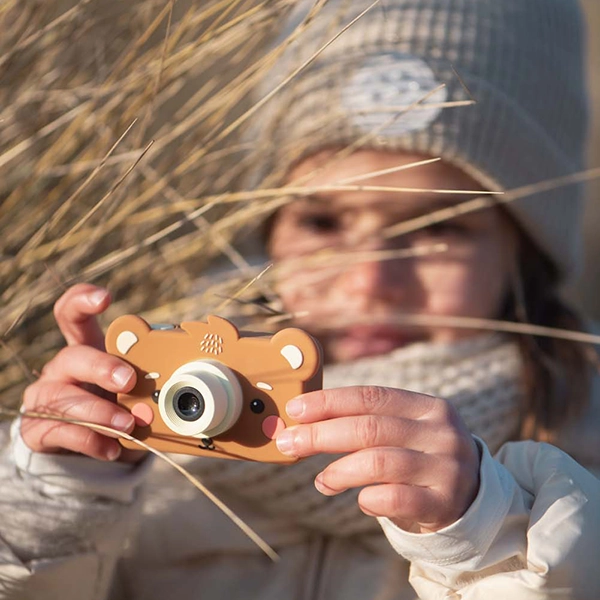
[337,244,407,305]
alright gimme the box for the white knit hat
[251,0,590,280]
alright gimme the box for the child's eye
[420,221,467,237]
[297,212,339,233]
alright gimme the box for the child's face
[268,150,518,364]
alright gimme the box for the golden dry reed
[2,0,600,414]
[2,0,600,557]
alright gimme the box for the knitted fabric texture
[189,334,523,537]
[250,0,589,279]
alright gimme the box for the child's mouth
[337,325,422,360]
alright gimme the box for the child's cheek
[277,265,339,306]
[420,263,481,316]
[420,259,505,321]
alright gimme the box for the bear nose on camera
[262,415,286,440]
[131,402,155,427]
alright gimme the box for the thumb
[53,283,111,350]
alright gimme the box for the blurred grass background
[0,0,295,409]
[1,0,599,410]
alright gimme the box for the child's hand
[20,284,139,462]
[276,387,480,533]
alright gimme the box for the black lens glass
[173,387,205,422]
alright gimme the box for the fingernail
[88,289,108,307]
[358,505,379,517]
[276,428,297,456]
[314,473,337,496]
[286,397,304,418]
[106,444,122,461]
[112,412,134,431]
[112,366,134,389]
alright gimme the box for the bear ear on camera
[105,315,152,356]
[269,328,323,381]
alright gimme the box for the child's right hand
[20,284,139,462]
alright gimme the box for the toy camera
[105,315,323,463]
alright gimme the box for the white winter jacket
[1,406,599,600]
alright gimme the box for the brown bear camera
[105,315,323,463]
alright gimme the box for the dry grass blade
[133,0,176,146]
[272,243,448,280]
[384,166,600,239]
[196,0,247,43]
[288,83,449,189]
[212,263,273,314]
[269,245,449,289]
[214,0,382,144]
[181,183,502,206]
[384,196,496,238]
[0,0,89,71]
[0,104,86,171]
[62,139,155,240]
[0,339,35,384]
[317,313,600,346]
[335,157,442,185]
[19,118,140,256]
[503,166,600,201]
[450,65,476,104]
[313,184,501,196]
[352,99,475,113]
[1,406,279,562]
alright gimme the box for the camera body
[105,315,323,463]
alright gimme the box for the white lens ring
[158,360,243,438]
[159,374,225,436]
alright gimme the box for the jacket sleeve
[0,419,153,600]
[378,438,600,600]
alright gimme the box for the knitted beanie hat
[250,0,590,279]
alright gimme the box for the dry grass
[0,0,489,408]
[2,0,599,413]
[0,0,299,407]
[2,0,600,559]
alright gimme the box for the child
[1,0,599,598]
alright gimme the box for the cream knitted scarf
[188,334,524,536]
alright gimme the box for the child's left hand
[276,386,481,533]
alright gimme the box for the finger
[357,484,462,532]
[314,447,442,495]
[29,422,124,462]
[286,386,440,423]
[41,345,136,393]
[54,283,111,349]
[23,381,135,431]
[21,382,135,459]
[276,415,438,457]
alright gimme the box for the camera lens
[173,387,205,422]
[158,360,243,438]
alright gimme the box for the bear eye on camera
[250,399,265,414]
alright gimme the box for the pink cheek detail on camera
[262,415,286,440]
[131,403,154,427]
